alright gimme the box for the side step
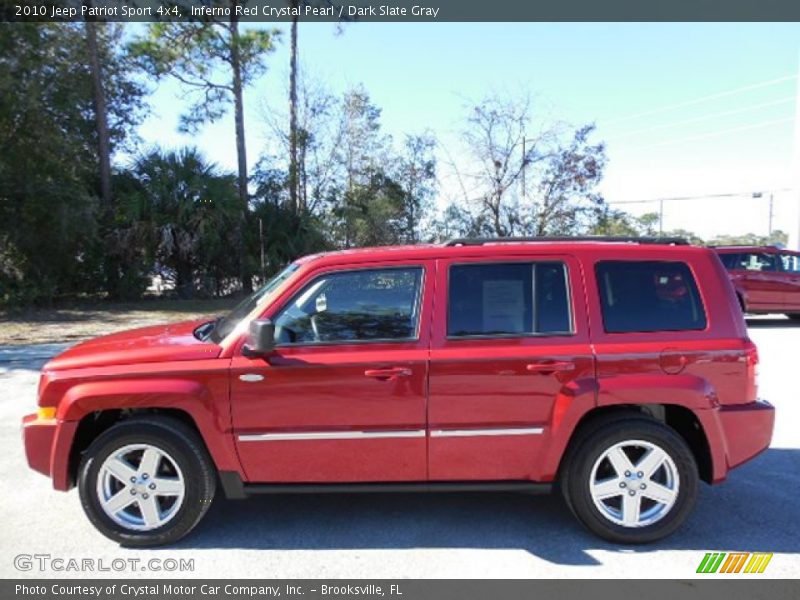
[218,471,552,500]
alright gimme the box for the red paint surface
[23,241,774,490]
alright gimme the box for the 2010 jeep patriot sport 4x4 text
[22,237,774,546]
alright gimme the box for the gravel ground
[0,316,797,579]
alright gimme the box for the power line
[607,188,793,206]
[603,74,797,125]
[633,116,793,150]
[609,97,795,140]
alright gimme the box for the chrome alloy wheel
[589,439,680,528]
[96,443,185,531]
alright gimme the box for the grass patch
[0,298,238,346]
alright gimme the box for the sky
[133,22,800,246]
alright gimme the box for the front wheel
[562,418,698,544]
[78,417,216,547]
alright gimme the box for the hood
[44,319,222,371]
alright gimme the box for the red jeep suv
[22,237,774,546]
[714,245,800,318]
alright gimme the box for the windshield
[209,264,300,343]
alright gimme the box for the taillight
[745,341,759,403]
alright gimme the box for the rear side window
[739,252,778,272]
[596,261,706,333]
[448,262,572,337]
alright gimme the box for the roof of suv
[713,245,798,255]
[295,237,706,266]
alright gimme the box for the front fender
[50,376,240,490]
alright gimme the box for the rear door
[427,254,593,481]
[734,252,784,309]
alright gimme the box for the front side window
[596,261,706,333]
[447,262,572,337]
[274,267,423,345]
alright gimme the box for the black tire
[561,417,698,544]
[78,416,216,547]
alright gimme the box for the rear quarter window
[717,253,739,269]
[596,261,707,333]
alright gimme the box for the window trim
[594,259,708,335]
[271,265,427,348]
[445,260,575,341]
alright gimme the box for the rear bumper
[21,413,77,491]
[702,399,774,483]
[719,399,775,469]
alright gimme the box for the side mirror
[243,319,275,357]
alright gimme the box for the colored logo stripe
[696,552,773,574]
[744,553,773,573]
[697,552,726,573]
[720,552,749,573]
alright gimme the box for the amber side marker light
[37,407,56,420]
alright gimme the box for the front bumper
[22,413,57,477]
[22,413,78,490]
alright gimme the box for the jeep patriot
[22,237,774,546]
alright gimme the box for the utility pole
[769,192,774,237]
[521,137,527,197]
[794,50,800,250]
[259,217,266,281]
[659,198,664,235]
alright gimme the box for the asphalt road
[0,318,797,579]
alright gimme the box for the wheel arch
[556,404,713,484]
[52,378,241,491]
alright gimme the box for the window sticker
[482,280,525,333]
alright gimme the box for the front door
[230,262,434,483]
[427,255,593,481]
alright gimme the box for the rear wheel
[562,418,698,544]
[78,417,216,547]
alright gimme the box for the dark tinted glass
[596,261,706,333]
[536,262,571,333]
[717,253,739,269]
[448,262,571,337]
[274,268,423,344]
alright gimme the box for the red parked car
[22,237,773,546]
[714,245,800,318]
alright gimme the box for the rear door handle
[364,367,412,380]
[526,361,575,374]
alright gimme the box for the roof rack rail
[708,244,781,249]
[443,236,690,247]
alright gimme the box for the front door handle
[364,367,412,380]
[526,361,575,374]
